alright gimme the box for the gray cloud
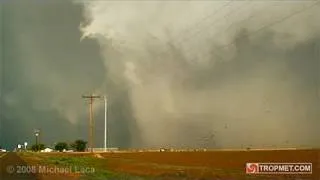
[0,1,110,149]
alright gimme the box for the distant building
[41,148,53,152]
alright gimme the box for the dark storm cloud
[0,0,134,149]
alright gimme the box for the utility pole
[82,94,101,153]
[34,129,40,151]
[104,96,107,152]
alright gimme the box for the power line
[174,1,234,45]
[176,0,252,47]
[197,0,320,62]
[155,1,250,62]
[180,0,254,61]
[208,1,278,46]
[132,1,237,72]
[174,1,319,63]
[220,0,320,50]
[196,1,276,61]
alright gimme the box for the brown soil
[15,149,320,180]
[99,149,320,179]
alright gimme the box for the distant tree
[70,140,87,152]
[55,142,69,152]
[31,144,45,152]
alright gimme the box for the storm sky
[0,0,319,150]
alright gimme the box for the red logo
[246,163,259,174]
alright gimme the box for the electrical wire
[198,0,320,62]
[220,0,320,50]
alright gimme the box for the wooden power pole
[82,94,101,153]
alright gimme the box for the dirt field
[98,149,320,179]
[19,149,320,180]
